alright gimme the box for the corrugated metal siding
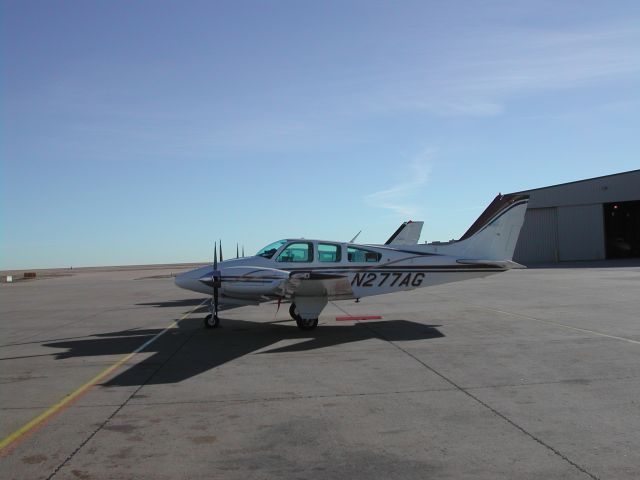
[557,204,605,261]
[521,170,640,209]
[513,208,558,263]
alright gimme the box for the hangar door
[604,201,640,259]
[513,208,558,263]
[557,204,605,261]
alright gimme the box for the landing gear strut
[204,298,220,329]
[205,242,222,329]
[289,303,318,331]
[289,303,301,322]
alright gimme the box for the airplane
[175,193,529,330]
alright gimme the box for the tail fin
[385,221,424,246]
[423,194,529,261]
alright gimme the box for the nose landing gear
[204,298,220,328]
[204,313,219,329]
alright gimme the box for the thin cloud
[359,24,640,117]
[364,152,433,217]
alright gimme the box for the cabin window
[256,240,287,259]
[276,242,313,263]
[347,246,381,263]
[318,243,341,262]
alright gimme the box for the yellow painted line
[0,298,208,454]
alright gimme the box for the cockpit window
[276,242,313,263]
[347,246,382,263]
[256,240,287,259]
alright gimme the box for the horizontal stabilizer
[456,259,526,269]
[385,221,424,245]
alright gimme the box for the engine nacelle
[221,266,291,297]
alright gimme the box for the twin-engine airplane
[175,193,529,330]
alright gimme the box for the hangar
[512,169,640,264]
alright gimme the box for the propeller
[211,240,222,322]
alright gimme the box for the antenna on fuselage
[349,230,362,243]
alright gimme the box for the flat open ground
[1,262,639,479]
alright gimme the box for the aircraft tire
[296,317,318,331]
[289,303,302,322]
[204,314,219,329]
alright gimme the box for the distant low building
[511,169,640,264]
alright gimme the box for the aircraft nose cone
[174,272,190,290]
[174,266,214,295]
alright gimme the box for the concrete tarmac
[1,262,639,479]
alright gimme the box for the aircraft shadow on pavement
[136,299,208,308]
[42,316,444,387]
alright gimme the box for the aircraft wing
[385,221,424,245]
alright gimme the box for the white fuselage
[175,240,507,306]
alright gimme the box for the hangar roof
[510,169,640,209]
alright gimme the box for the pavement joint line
[0,325,153,348]
[484,307,640,345]
[0,275,185,346]
[0,353,58,361]
[359,321,602,480]
[250,347,400,358]
[0,304,163,349]
[0,298,208,456]
[429,293,640,346]
[4,372,640,413]
[2,304,153,347]
[329,300,357,318]
[47,300,208,480]
[462,374,640,391]
[120,387,463,407]
[0,387,462,411]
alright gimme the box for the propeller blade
[212,242,221,319]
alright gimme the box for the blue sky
[2,0,639,269]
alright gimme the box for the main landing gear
[289,303,318,331]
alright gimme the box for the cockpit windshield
[256,240,287,259]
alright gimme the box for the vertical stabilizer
[422,194,529,260]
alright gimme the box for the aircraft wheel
[296,317,318,331]
[204,314,219,329]
[289,303,302,322]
